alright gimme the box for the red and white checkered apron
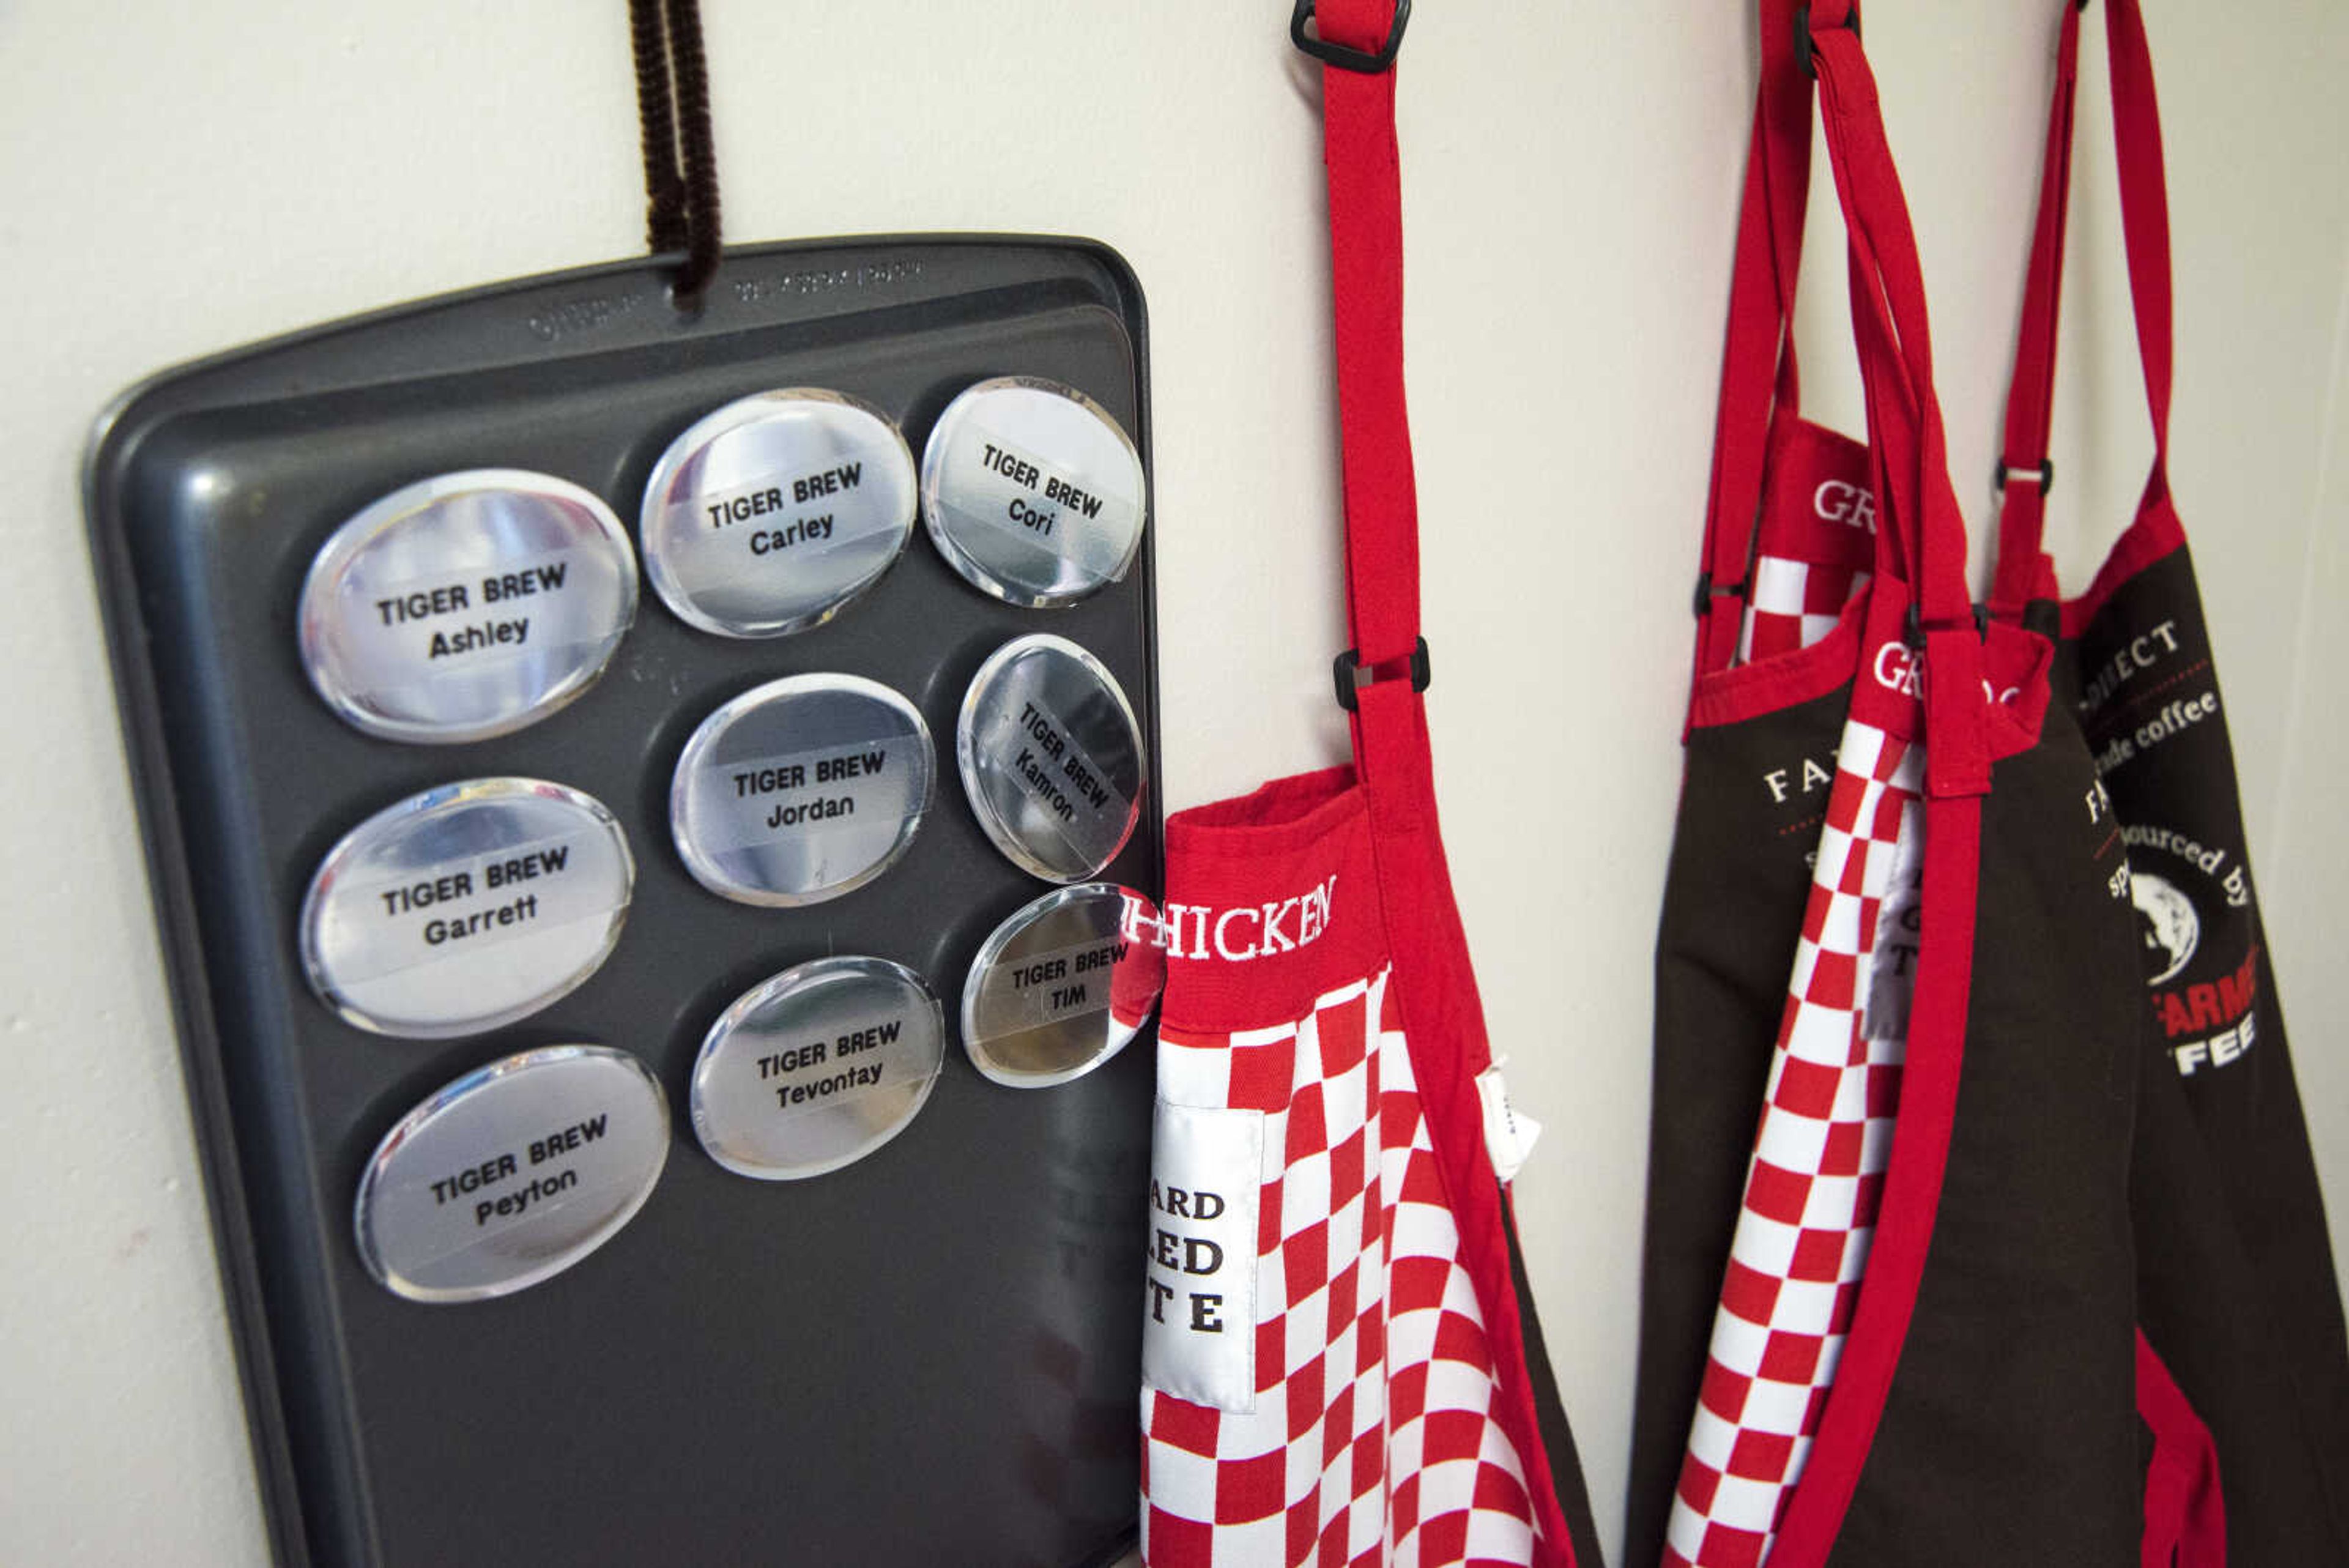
[1140,778,1540,1568]
[1137,2,1597,1562]
[1664,716,1921,1567]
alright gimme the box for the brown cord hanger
[629,0,722,308]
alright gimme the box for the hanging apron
[1630,6,2158,1564]
[1989,2,2349,1559]
[1135,3,1602,1564]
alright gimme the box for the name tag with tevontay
[689,956,945,1180]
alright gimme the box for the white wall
[1,3,2340,1564]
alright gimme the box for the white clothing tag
[1477,1058,1542,1182]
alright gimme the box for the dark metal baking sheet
[86,237,1157,1568]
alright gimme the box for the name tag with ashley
[1143,1099,1264,1413]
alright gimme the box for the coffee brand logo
[2129,870,2200,986]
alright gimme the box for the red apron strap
[1989,2,2084,615]
[1694,0,1816,680]
[1310,3,1579,1559]
[1992,0,2178,616]
[2107,0,2176,466]
[1772,15,1999,1560]
[1318,0,1420,675]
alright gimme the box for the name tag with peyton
[921,376,1145,607]
[299,469,639,743]
[689,956,945,1180]
[300,778,634,1039]
[639,387,919,639]
[962,883,1165,1088]
[957,633,1145,883]
[354,1044,669,1304]
[670,672,933,907]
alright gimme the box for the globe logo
[2130,869,2200,986]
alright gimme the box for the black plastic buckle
[1904,603,1990,647]
[1334,636,1431,710]
[1795,0,1861,79]
[1693,570,1749,619]
[1994,456,2055,497]
[1291,0,1410,73]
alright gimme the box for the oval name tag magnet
[957,634,1145,882]
[921,376,1145,607]
[300,778,635,1039]
[689,956,946,1180]
[640,388,918,638]
[670,674,933,907]
[354,1044,669,1304]
[963,885,1165,1088]
[299,470,639,744]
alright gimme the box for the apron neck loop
[1307,0,1427,724]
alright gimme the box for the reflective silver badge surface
[299,469,638,743]
[963,885,1164,1088]
[300,778,634,1038]
[670,674,933,906]
[920,376,1145,606]
[354,1044,669,1304]
[640,388,918,638]
[689,956,946,1180]
[957,634,1145,882]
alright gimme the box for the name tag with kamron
[958,633,1148,882]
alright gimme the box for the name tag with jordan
[957,634,1145,882]
[670,673,933,906]
[921,376,1145,606]
[639,388,918,638]
[689,956,945,1180]
[299,469,638,743]
[300,778,634,1038]
[354,1044,669,1304]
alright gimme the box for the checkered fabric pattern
[1141,967,1539,1567]
[1737,555,1872,664]
[1663,718,1925,1568]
